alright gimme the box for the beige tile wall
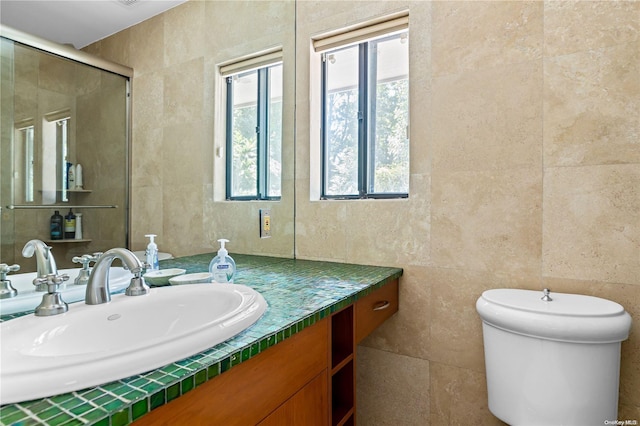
[90,0,639,424]
[293,1,639,424]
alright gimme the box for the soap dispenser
[145,234,159,271]
[209,239,236,283]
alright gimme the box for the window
[225,62,283,200]
[42,110,71,203]
[17,125,35,202]
[319,26,409,199]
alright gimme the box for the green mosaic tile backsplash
[0,254,402,426]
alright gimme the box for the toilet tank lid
[476,289,632,343]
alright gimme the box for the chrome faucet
[85,248,149,305]
[22,239,58,291]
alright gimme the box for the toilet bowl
[476,288,632,426]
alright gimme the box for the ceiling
[0,0,187,49]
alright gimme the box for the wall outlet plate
[260,209,271,238]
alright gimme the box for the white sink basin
[0,283,267,404]
[0,267,133,316]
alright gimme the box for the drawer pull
[372,300,390,311]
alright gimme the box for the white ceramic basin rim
[0,283,267,404]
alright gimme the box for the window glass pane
[268,64,283,197]
[324,45,360,196]
[58,119,69,202]
[369,33,409,194]
[230,70,258,197]
[23,126,34,202]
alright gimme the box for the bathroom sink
[0,283,267,404]
[0,267,133,315]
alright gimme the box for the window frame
[320,32,409,200]
[225,64,282,201]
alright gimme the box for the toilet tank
[476,289,632,426]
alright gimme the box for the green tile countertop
[0,254,402,426]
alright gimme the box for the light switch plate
[260,209,271,238]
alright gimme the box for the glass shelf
[45,239,92,244]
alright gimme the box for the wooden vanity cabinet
[330,279,399,426]
[258,372,328,425]
[134,319,329,426]
[133,279,398,426]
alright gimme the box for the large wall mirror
[0,28,132,273]
[1,0,297,278]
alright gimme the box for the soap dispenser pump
[145,234,159,271]
[209,239,236,283]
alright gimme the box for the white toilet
[476,288,632,426]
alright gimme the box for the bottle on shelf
[75,164,83,190]
[64,209,76,239]
[74,213,83,240]
[67,164,76,190]
[50,211,63,240]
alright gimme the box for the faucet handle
[0,263,20,273]
[73,253,101,268]
[72,255,97,286]
[32,273,69,316]
[33,273,69,288]
[0,264,20,299]
[0,263,20,280]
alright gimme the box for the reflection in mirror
[86,0,297,258]
[0,31,131,278]
[57,117,69,203]
[15,123,34,203]
[204,1,295,259]
[226,62,283,200]
[39,112,71,204]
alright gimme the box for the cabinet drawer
[355,279,399,343]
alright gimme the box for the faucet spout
[22,239,58,278]
[85,248,148,305]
